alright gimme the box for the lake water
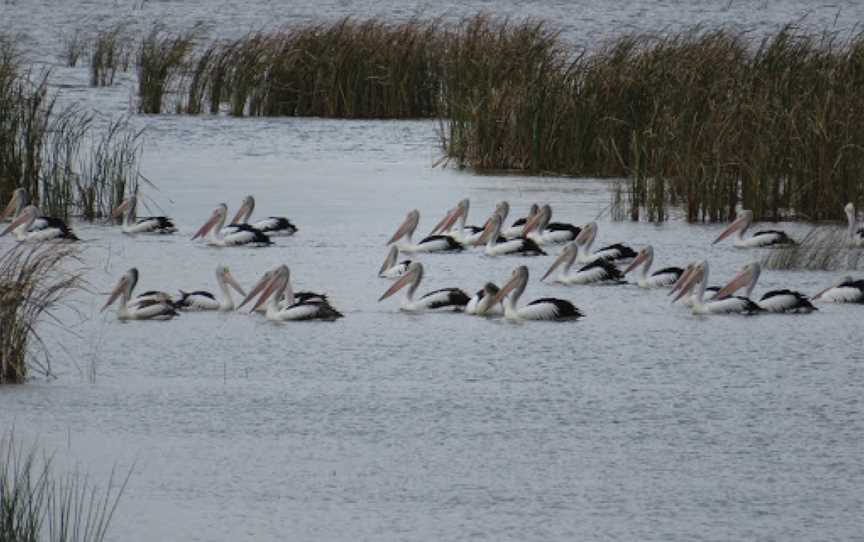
[1,2,863,541]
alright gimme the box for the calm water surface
[1,1,863,541]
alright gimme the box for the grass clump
[90,23,132,87]
[136,25,199,114]
[60,29,87,68]
[762,227,863,271]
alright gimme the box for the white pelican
[668,263,720,307]
[623,245,684,288]
[465,282,504,316]
[812,276,864,303]
[230,195,297,237]
[501,203,538,239]
[378,245,412,278]
[540,242,624,284]
[1,205,78,241]
[672,260,762,314]
[387,209,463,252]
[241,267,329,314]
[378,261,469,311]
[713,261,815,313]
[429,199,509,246]
[521,204,581,245]
[130,290,175,309]
[845,203,864,247]
[712,210,795,248]
[484,265,582,321]
[245,265,342,321]
[192,203,272,247]
[101,268,179,320]
[478,214,545,256]
[112,194,177,234]
[574,222,637,264]
[0,188,55,231]
[174,265,246,311]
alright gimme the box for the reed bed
[762,227,863,271]
[90,23,132,87]
[136,25,199,114]
[60,29,87,68]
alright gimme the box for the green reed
[90,23,132,87]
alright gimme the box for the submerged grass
[762,227,864,271]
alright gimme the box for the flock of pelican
[2,187,864,322]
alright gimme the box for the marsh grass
[136,25,199,114]
[1,433,129,541]
[0,245,81,384]
[761,227,864,271]
[60,29,87,68]
[90,23,132,87]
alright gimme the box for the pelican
[101,268,179,320]
[714,261,815,313]
[501,203,538,239]
[668,263,720,307]
[484,266,582,321]
[230,195,297,237]
[244,265,342,321]
[623,245,684,288]
[387,209,463,252]
[672,260,762,314]
[812,276,864,303]
[1,205,78,241]
[192,203,272,246]
[241,267,329,313]
[845,203,864,247]
[0,188,55,231]
[712,210,795,247]
[378,245,412,278]
[541,242,624,284]
[112,194,177,234]
[130,290,176,309]
[574,222,637,264]
[521,204,581,245]
[174,265,246,311]
[478,214,545,256]
[429,199,509,246]
[378,261,469,311]
[465,282,504,316]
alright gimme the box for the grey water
[1,1,863,540]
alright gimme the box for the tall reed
[90,23,132,87]
[136,25,199,114]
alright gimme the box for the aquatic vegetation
[0,245,81,384]
[90,23,132,87]
[762,226,863,271]
[136,24,200,114]
[60,28,87,68]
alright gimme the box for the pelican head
[845,202,855,220]
[489,265,529,307]
[192,203,228,240]
[623,245,654,275]
[378,261,423,302]
[112,194,137,220]
[238,267,278,309]
[477,213,503,244]
[102,268,139,311]
[495,201,510,222]
[1,205,38,236]
[429,199,469,235]
[812,275,854,300]
[217,264,246,297]
[378,245,400,276]
[541,242,578,281]
[387,209,420,245]
[575,221,597,247]
[522,204,551,236]
[668,262,697,298]
[231,195,255,225]
[714,261,761,299]
[672,261,707,303]
[248,265,290,311]
[1,188,28,222]
[713,210,753,244]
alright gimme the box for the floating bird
[521,204,581,244]
[714,261,815,313]
[378,261,469,312]
[477,214,545,256]
[242,267,329,313]
[812,276,864,303]
[668,263,721,307]
[112,194,177,234]
[541,242,624,284]
[501,203,538,239]
[623,245,684,288]
[0,188,58,231]
[174,265,246,311]
[387,209,463,252]
[429,199,509,246]
[1,205,78,241]
[712,210,795,248]
[465,282,503,316]
[573,222,637,264]
[844,203,864,248]
[230,195,297,237]
[378,245,412,278]
[485,265,582,321]
[243,265,342,320]
[672,260,762,314]
[101,268,179,320]
[129,290,176,309]
[192,203,271,247]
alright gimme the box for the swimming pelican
[241,267,329,314]
[112,194,177,234]
[477,214,545,256]
[501,203,538,239]
[378,261,469,311]
[1,205,78,241]
[465,282,504,316]
[714,261,815,313]
[574,222,637,263]
[430,199,509,246]
[230,195,297,237]
[668,263,720,307]
[541,242,624,284]
[101,268,179,320]
[0,188,57,231]
[672,260,762,314]
[845,203,864,247]
[623,245,684,288]
[174,265,246,311]
[245,265,343,321]
[378,245,412,278]
[387,209,463,252]
[129,290,176,309]
[712,210,795,248]
[521,204,581,245]
[484,265,582,321]
[192,203,272,246]
[812,276,864,303]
